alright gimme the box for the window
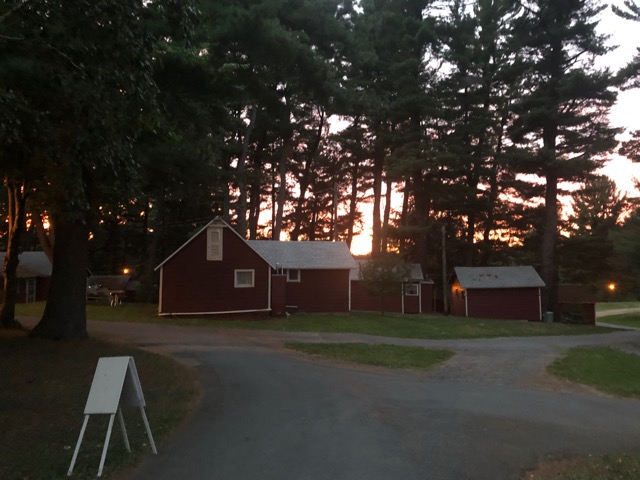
[207,227,222,261]
[234,269,255,288]
[287,269,301,282]
[404,283,418,296]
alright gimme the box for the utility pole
[442,225,448,315]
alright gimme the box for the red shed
[155,218,357,316]
[350,261,434,314]
[450,266,545,322]
[0,251,51,304]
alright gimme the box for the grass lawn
[0,329,200,479]
[16,302,616,340]
[549,346,640,399]
[286,342,454,371]
[525,346,640,480]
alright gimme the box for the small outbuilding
[350,260,434,314]
[450,266,545,321]
[0,251,52,303]
[155,218,357,316]
[557,284,596,325]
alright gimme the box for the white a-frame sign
[68,356,157,477]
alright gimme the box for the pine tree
[509,0,621,316]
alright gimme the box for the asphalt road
[48,319,640,480]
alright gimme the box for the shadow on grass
[0,330,200,479]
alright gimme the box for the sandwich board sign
[68,356,157,477]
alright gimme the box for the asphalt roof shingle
[0,252,52,278]
[454,266,545,289]
[247,240,357,270]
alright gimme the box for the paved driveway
[49,319,639,480]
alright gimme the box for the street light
[607,282,616,292]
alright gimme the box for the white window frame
[287,269,301,282]
[404,283,419,296]
[207,226,223,261]
[234,269,255,288]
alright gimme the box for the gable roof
[155,217,242,270]
[454,266,545,289]
[247,240,357,270]
[0,251,52,278]
[155,217,357,271]
[350,259,427,281]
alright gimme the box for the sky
[596,4,640,195]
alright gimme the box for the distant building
[0,251,52,303]
[350,259,434,314]
[450,266,545,321]
[155,218,357,316]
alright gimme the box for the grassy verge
[286,342,454,371]
[526,347,640,480]
[18,303,614,340]
[523,454,640,480]
[549,346,640,399]
[598,312,640,329]
[0,330,201,479]
[596,301,640,312]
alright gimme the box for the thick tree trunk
[30,216,89,339]
[1,179,28,329]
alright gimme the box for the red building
[350,260,434,314]
[450,266,545,322]
[156,218,357,316]
[0,251,51,303]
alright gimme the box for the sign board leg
[68,415,90,476]
[139,406,157,454]
[97,413,116,477]
[117,408,131,452]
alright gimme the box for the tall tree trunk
[413,171,432,273]
[235,104,257,238]
[290,110,325,241]
[399,176,410,253]
[541,167,558,318]
[1,179,28,329]
[371,136,385,256]
[273,132,293,241]
[381,179,392,252]
[139,193,163,303]
[345,163,359,249]
[30,215,89,339]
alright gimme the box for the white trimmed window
[207,226,223,261]
[234,269,255,288]
[287,269,301,282]
[404,283,418,296]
